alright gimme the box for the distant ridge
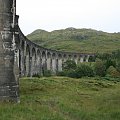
[27,28,120,53]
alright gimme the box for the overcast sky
[16,0,120,35]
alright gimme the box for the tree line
[57,50,120,80]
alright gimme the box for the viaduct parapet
[0,0,95,102]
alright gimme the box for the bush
[57,60,95,78]
[63,60,77,71]
[116,61,120,73]
[75,64,94,78]
[32,73,41,78]
[43,70,52,77]
[104,59,116,69]
[57,70,77,78]
[106,66,120,78]
[94,59,106,77]
[88,56,96,62]
[56,71,66,76]
[66,69,77,78]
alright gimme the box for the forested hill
[27,28,120,53]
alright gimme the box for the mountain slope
[27,28,120,53]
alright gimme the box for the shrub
[43,70,52,77]
[106,66,120,78]
[88,56,96,62]
[66,69,77,78]
[116,61,120,73]
[75,64,94,78]
[57,70,77,78]
[63,60,77,71]
[56,71,67,76]
[104,59,116,70]
[32,73,41,78]
[94,59,106,77]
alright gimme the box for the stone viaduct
[18,28,94,77]
[0,0,95,102]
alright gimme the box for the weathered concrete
[0,0,19,102]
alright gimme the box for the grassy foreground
[0,77,120,120]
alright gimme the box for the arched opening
[14,37,20,71]
[52,53,56,59]
[36,49,41,74]
[37,50,40,65]
[31,48,36,76]
[80,55,84,63]
[41,51,46,75]
[58,54,62,59]
[57,54,62,71]
[47,52,51,59]
[68,54,72,60]
[42,51,46,58]
[25,44,30,76]
[63,54,67,63]
[84,55,87,62]
[20,40,25,76]
[73,54,78,64]
[47,52,51,70]
[52,53,56,73]
[88,55,95,62]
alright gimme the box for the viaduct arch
[0,0,95,102]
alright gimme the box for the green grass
[0,77,120,120]
[27,28,120,53]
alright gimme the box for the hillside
[27,28,120,53]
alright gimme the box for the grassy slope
[27,28,120,53]
[0,77,120,120]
